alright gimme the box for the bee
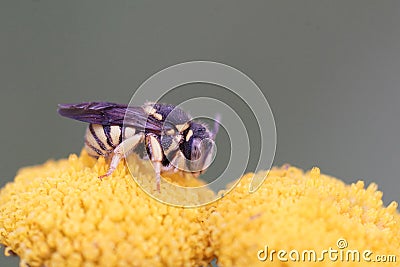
[58,102,219,191]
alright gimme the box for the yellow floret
[206,166,400,267]
[1,152,399,267]
[0,151,214,267]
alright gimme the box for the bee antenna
[211,114,221,140]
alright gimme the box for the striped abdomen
[84,124,136,157]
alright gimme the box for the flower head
[206,166,400,267]
[1,153,399,267]
[0,151,214,267]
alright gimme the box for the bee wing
[58,102,165,131]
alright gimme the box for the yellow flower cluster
[1,152,399,267]
[207,167,400,267]
[0,151,214,267]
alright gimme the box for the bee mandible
[58,102,220,191]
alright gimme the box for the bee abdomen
[84,124,125,157]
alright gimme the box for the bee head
[179,122,215,173]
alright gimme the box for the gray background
[1,1,400,266]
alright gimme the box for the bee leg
[146,134,164,192]
[159,165,180,176]
[99,153,123,179]
[99,133,144,179]
[191,172,201,178]
[154,161,161,193]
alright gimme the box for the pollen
[205,166,400,267]
[1,155,399,267]
[0,150,214,267]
